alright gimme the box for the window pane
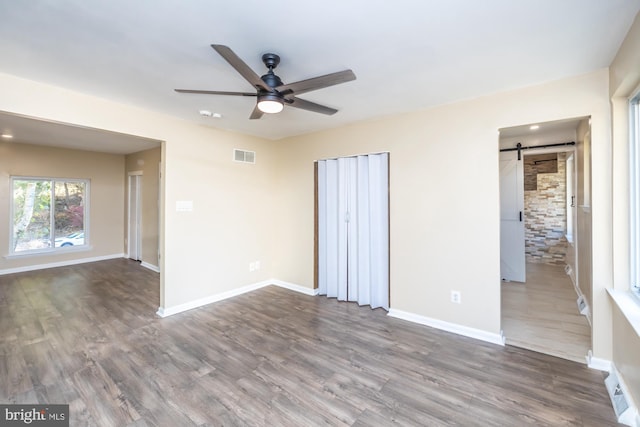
[633,96,640,292]
[12,179,52,252]
[54,181,85,247]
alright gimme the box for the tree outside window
[11,177,88,253]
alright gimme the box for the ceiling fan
[175,44,356,119]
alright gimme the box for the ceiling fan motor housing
[260,71,283,90]
[260,53,283,90]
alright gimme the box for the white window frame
[630,93,640,297]
[9,176,90,256]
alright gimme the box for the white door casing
[128,172,142,261]
[500,151,526,282]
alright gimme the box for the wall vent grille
[605,370,636,426]
[234,149,256,164]
[576,295,588,315]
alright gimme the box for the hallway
[501,263,591,363]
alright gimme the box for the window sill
[5,245,93,259]
[607,289,640,338]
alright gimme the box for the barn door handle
[519,211,523,222]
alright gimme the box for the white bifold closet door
[317,152,389,310]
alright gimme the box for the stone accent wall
[524,153,567,265]
[524,153,557,191]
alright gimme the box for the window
[630,94,640,295]
[11,177,89,254]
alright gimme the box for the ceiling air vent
[234,149,256,164]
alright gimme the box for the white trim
[128,170,143,176]
[565,263,580,295]
[156,279,316,317]
[157,281,269,317]
[270,279,319,296]
[0,253,125,275]
[140,261,160,273]
[387,308,506,346]
[315,150,390,162]
[631,93,640,301]
[127,174,142,261]
[587,350,612,371]
[566,265,592,326]
[5,245,93,259]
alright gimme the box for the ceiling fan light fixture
[257,94,284,114]
[175,45,356,120]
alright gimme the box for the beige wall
[274,69,611,339]
[0,72,278,310]
[609,11,640,414]
[125,147,161,269]
[613,306,640,408]
[0,142,125,270]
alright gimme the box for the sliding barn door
[500,151,526,282]
[317,153,389,310]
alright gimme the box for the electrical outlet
[451,290,461,304]
[249,262,255,272]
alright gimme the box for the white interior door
[317,153,389,309]
[128,173,142,261]
[500,151,526,282]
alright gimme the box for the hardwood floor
[501,263,591,363]
[1,259,619,426]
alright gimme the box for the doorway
[499,118,591,363]
[128,172,142,261]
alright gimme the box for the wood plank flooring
[1,259,619,426]
[501,263,591,363]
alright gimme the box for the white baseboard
[587,350,612,372]
[270,279,319,296]
[566,263,579,295]
[0,253,125,275]
[140,261,160,273]
[156,278,315,317]
[387,308,506,346]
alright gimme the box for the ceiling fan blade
[211,44,274,93]
[249,105,264,120]
[287,97,338,115]
[175,89,257,96]
[277,70,356,96]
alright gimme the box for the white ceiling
[499,117,585,139]
[0,111,161,155]
[0,0,638,147]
